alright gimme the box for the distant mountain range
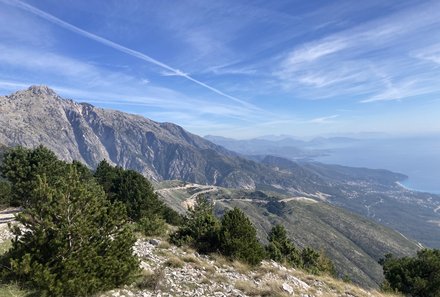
[1,86,439,250]
[204,134,361,160]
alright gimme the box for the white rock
[282,283,294,295]
[288,275,310,290]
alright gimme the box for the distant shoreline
[396,181,416,191]
[396,181,440,195]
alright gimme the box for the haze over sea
[314,136,440,194]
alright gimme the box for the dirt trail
[0,208,20,225]
[157,183,319,210]
[0,208,19,244]
[279,197,317,203]
[182,187,218,209]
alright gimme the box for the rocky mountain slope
[156,181,420,288]
[0,216,399,297]
[0,86,414,191]
[1,86,439,248]
[0,86,325,190]
[259,156,440,248]
[0,86,234,184]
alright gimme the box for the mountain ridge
[0,86,254,185]
[0,86,404,192]
[1,86,439,250]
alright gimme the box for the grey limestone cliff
[0,86,263,187]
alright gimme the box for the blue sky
[1,0,440,138]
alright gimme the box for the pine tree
[380,249,440,297]
[219,208,265,265]
[94,160,182,226]
[0,145,64,206]
[170,196,220,253]
[94,160,119,197]
[266,224,334,275]
[0,180,11,206]
[95,161,163,220]
[1,164,139,296]
[266,224,301,266]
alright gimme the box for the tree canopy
[380,249,440,297]
[170,196,220,253]
[94,160,182,226]
[266,224,334,275]
[0,145,65,206]
[219,207,265,266]
[1,151,139,296]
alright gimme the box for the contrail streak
[1,0,257,109]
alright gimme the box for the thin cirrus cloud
[308,115,339,124]
[0,43,261,120]
[0,44,136,87]
[275,0,440,103]
[1,0,440,137]
[414,43,440,65]
[0,77,261,123]
[285,38,348,65]
[0,0,257,110]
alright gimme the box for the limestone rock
[282,282,294,294]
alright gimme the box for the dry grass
[200,277,212,285]
[208,254,252,274]
[180,254,200,264]
[155,248,173,258]
[141,238,402,297]
[190,257,216,274]
[135,268,165,291]
[181,246,197,254]
[164,256,184,268]
[261,280,290,297]
[157,241,171,249]
[234,280,261,296]
[231,260,251,274]
[284,268,403,297]
[235,279,289,297]
[210,253,230,268]
[211,273,229,284]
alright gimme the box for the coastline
[396,180,440,194]
[396,181,417,192]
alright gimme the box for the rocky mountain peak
[26,85,58,97]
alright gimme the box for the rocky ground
[101,239,398,297]
[0,208,398,297]
[0,208,17,243]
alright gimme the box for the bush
[94,161,163,221]
[380,249,440,297]
[0,146,66,207]
[0,149,139,297]
[170,196,220,253]
[94,160,181,225]
[164,256,184,268]
[137,215,167,236]
[136,268,164,291]
[266,224,301,267]
[218,208,265,266]
[266,224,334,275]
[0,180,11,206]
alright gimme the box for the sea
[314,136,440,194]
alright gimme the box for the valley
[0,86,439,289]
[155,181,421,288]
